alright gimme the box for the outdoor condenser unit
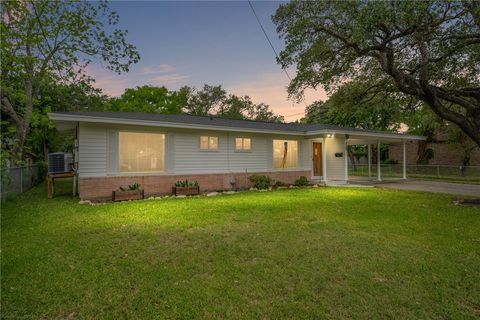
[48,152,74,174]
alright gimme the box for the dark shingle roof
[50,111,418,137]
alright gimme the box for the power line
[247,1,309,120]
[283,111,306,118]
[247,0,292,82]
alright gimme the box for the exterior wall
[77,123,316,198]
[325,136,347,180]
[79,170,311,201]
[76,123,353,200]
[78,123,107,177]
[78,123,310,177]
[389,141,480,166]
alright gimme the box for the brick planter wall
[79,170,311,201]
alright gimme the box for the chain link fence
[1,165,41,202]
[349,164,480,183]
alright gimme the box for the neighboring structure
[48,112,425,201]
[389,133,480,166]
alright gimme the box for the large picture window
[119,132,165,173]
[273,140,298,169]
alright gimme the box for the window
[119,132,165,173]
[235,137,251,151]
[200,136,218,150]
[273,140,298,169]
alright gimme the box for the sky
[89,1,327,121]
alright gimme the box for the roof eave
[47,113,305,136]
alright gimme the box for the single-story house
[48,112,425,201]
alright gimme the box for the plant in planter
[112,182,144,201]
[172,179,200,196]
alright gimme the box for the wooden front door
[313,142,323,176]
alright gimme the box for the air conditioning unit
[48,152,74,174]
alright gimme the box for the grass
[2,181,480,319]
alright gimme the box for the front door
[313,142,322,176]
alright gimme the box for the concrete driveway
[374,180,480,197]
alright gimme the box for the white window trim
[234,137,252,152]
[118,130,166,174]
[199,135,219,151]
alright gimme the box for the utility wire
[248,0,307,120]
[247,0,292,81]
[283,112,306,118]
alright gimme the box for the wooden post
[48,175,54,199]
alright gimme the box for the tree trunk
[377,49,480,147]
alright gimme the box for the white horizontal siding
[226,134,269,172]
[174,131,229,173]
[325,136,346,180]
[78,124,107,177]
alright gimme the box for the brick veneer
[79,170,311,201]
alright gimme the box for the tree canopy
[108,86,189,114]
[273,0,480,146]
[183,84,284,122]
[301,81,401,131]
[1,0,140,161]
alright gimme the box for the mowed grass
[2,181,480,319]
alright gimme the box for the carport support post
[377,141,382,181]
[367,144,372,177]
[322,138,327,181]
[344,137,348,181]
[402,140,407,179]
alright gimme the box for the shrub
[275,180,286,187]
[120,182,141,191]
[294,176,309,187]
[175,180,199,188]
[249,175,272,190]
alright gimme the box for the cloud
[150,74,191,83]
[141,64,176,75]
[226,72,327,121]
[86,63,190,96]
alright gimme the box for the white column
[402,140,407,179]
[322,138,327,181]
[377,141,382,181]
[344,138,348,181]
[367,144,372,177]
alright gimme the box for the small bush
[120,182,141,191]
[175,180,199,187]
[249,175,272,190]
[275,181,286,187]
[294,176,309,187]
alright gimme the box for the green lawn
[2,181,480,319]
